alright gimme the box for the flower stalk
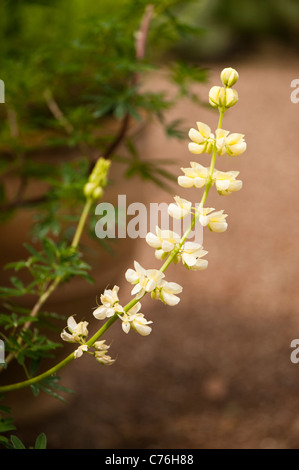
[0,67,246,393]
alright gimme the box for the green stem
[0,110,226,393]
[71,198,92,249]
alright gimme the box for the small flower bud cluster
[83,157,111,200]
[209,67,239,111]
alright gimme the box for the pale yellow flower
[146,226,180,260]
[225,133,247,156]
[94,340,115,365]
[119,302,152,336]
[60,316,89,343]
[214,170,243,195]
[125,261,164,299]
[178,162,209,189]
[181,242,208,271]
[199,208,228,233]
[188,122,215,155]
[168,196,192,219]
[93,285,124,320]
[209,86,238,109]
[74,344,88,359]
[152,280,183,306]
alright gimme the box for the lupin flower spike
[0,66,247,396]
[58,66,246,371]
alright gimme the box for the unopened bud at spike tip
[220,67,239,87]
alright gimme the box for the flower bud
[83,182,96,198]
[220,67,239,87]
[92,187,103,199]
[83,157,111,200]
[209,86,238,109]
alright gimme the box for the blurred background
[1,0,299,449]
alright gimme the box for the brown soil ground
[2,49,299,449]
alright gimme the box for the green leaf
[10,435,26,449]
[42,238,58,262]
[35,433,47,449]
[0,418,16,433]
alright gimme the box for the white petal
[188,142,205,154]
[128,302,142,315]
[60,330,76,343]
[93,305,109,320]
[131,283,142,295]
[162,291,180,306]
[134,261,147,277]
[122,321,131,334]
[209,221,228,233]
[182,252,198,267]
[188,127,205,144]
[74,347,84,359]
[125,268,139,284]
[191,259,208,271]
[164,281,183,294]
[145,232,161,248]
[161,240,175,252]
[216,179,231,191]
[196,121,211,138]
[67,316,77,332]
[133,321,152,336]
[178,175,194,188]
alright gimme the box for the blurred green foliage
[173,0,299,60]
[0,0,207,241]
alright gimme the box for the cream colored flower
[214,170,243,195]
[178,162,209,188]
[146,227,180,260]
[74,344,88,359]
[94,340,110,351]
[181,242,208,271]
[188,122,215,154]
[220,67,239,87]
[224,133,247,156]
[93,285,124,320]
[199,208,228,233]
[94,340,114,365]
[152,280,183,306]
[119,302,152,336]
[168,196,192,219]
[125,261,165,299]
[209,86,238,109]
[215,129,229,156]
[60,316,89,343]
[94,351,115,365]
